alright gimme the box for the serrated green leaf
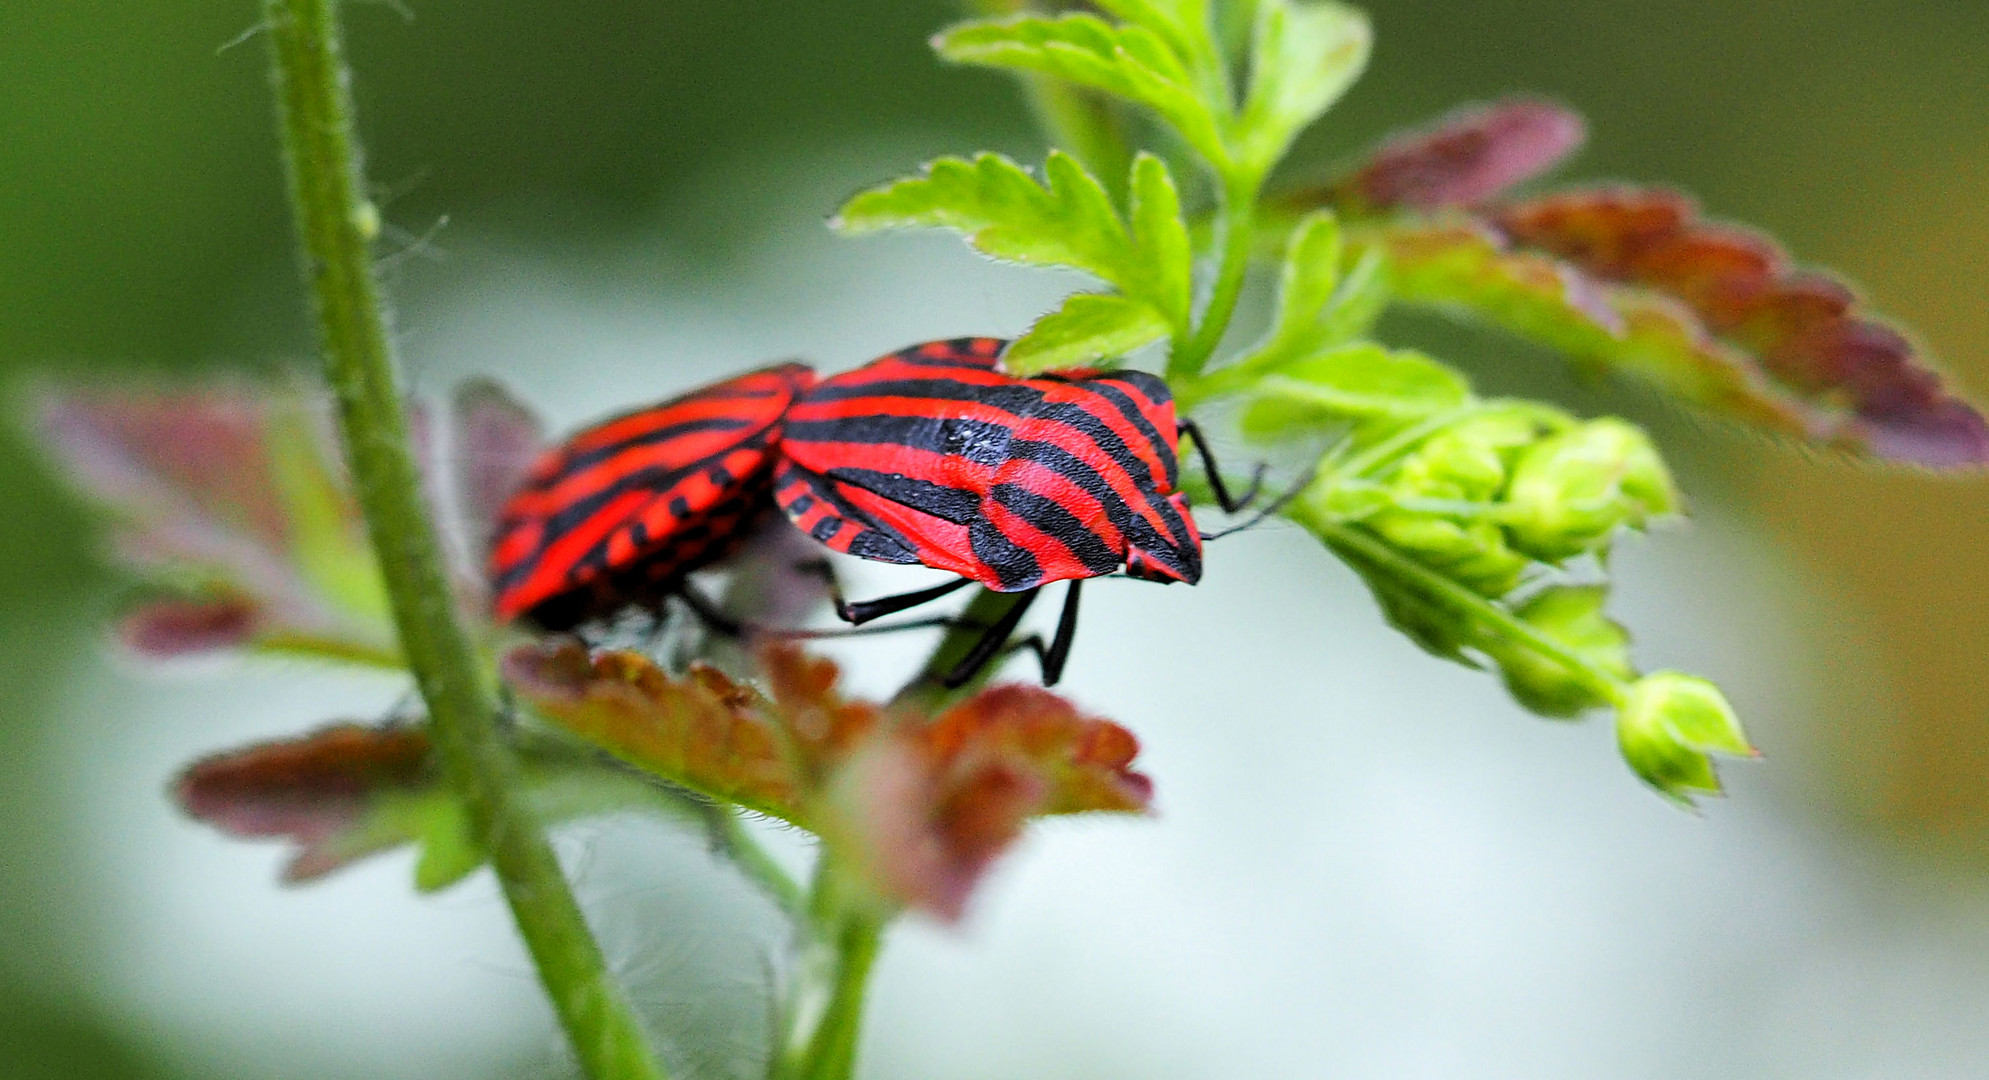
[1236,0,1371,178]
[835,151,1191,329]
[1006,293,1172,375]
[1128,153,1193,325]
[1241,343,1472,437]
[936,14,1229,168]
[1219,212,1392,398]
[1092,0,1212,65]
[1314,246,1389,343]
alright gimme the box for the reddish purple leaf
[118,596,260,659]
[1365,218,1823,437]
[1494,188,1989,466]
[32,384,523,662]
[450,378,545,553]
[1301,99,1587,213]
[175,717,693,888]
[176,723,435,883]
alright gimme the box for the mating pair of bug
[489,336,1273,688]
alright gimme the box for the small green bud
[1491,586,1632,718]
[1616,671,1752,806]
[352,199,382,242]
[1370,510,1529,598]
[1502,418,1677,562]
[1630,671,1753,756]
[1396,412,1544,501]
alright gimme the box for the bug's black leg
[766,614,987,641]
[941,587,1040,689]
[672,579,744,637]
[1000,579,1082,686]
[840,576,976,625]
[792,558,976,625]
[1180,418,1267,514]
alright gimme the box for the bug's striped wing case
[490,362,816,629]
[777,338,1202,592]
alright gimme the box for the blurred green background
[5,1,1988,1077]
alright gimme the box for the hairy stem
[778,860,887,1080]
[776,586,1026,1079]
[260,2,664,1076]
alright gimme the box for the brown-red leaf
[1494,188,1989,466]
[176,723,435,883]
[502,638,833,820]
[118,595,260,659]
[1367,218,1822,436]
[824,683,1151,921]
[1302,99,1587,213]
[506,640,1152,920]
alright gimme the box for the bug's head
[1124,492,1203,585]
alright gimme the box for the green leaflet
[936,14,1229,168]
[836,151,1192,332]
[1005,293,1172,375]
[1241,343,1471,437]
[1235,1,1371,179]
[1270,210,1346,346]
[1091,0,1213,62]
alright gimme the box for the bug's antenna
[1198,468,1316,542]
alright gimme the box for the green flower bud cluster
[1366,412,1541,596]
[1487,590,1753,803]
[1291,399,1745,804]
[1502,418,1679,562]
[1341,410,1679,602]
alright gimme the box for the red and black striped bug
[490,363,816,632]
[774,337,1262,687]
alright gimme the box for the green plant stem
[776,586,1024,1080]
[778,860,887,1080]
[892,586,1031,712]
[260,3,664,1077]
[1172,174,1259,377]
[1301,516,1630,707]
